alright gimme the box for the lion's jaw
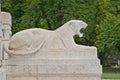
[75,20,87,37]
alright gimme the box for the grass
[102,73,120,79]
[102,67,120,79]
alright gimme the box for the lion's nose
[84,23,87,27]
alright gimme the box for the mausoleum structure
[0,11,102,80]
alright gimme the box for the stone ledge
[4,65,102,74]
[8,76,101,80]
[2,59,101,65]
[8,50,98,59]
[7,73,101,77]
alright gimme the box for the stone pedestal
[0,12,12,40]
[2,20,102,80]
[0,68,6,80]
[0,12,12,61]
[3,49,102,80]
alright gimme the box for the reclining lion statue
[4,20,88,56]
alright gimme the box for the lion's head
[65,20,87,37]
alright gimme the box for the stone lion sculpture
[4,20,88,55]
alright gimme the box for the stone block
[0,12,11,25]
[7,49,98,60]
[8,77,36,80]
[38,76,101,80]
[3,58,102,80]
[0,68,6,80]
[2,59,101,65]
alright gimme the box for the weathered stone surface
[0,42,3,61]
[38,77,101,80]
[4,20,87,55]
[2,20,102,80]
[0,12,12,61]
[0,12,12,40]
[3,50,102,80]
[3,60,102,74]
[8,77,36,80]
[5,48,98,60]
[3,59,100,65]
[0,68,6,80]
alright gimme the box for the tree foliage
[95,0,120,66]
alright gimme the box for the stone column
[0,12,12,40]
[0,12,12,60]
[0,3,11,80]
[0,12,3,63]
[118,59,120,66]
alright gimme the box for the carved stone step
[5,65,102,74]
[3,59,100,65]
[8,49,98,59]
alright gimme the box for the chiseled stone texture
[0,12,12,40]
[0,68,6,80]
[0,11,12,60]
[4,20,87,56]
[3,20,102,80]
[0,42,3,61]
[3,52,102,80]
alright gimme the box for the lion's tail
[4,40,45,56]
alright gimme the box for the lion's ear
[69,22,74,26]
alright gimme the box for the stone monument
[0,11,12,61]
[0,11,12,80]
[0,12,12,40]
[2,20,102,80]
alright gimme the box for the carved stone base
[7,75,101,80]
[3,59,102,80]
[3,49,102,80]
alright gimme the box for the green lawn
[102,73,120,79]
[102,67,120,79]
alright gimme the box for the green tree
[95,0,120,66]
[2,0,25,34]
